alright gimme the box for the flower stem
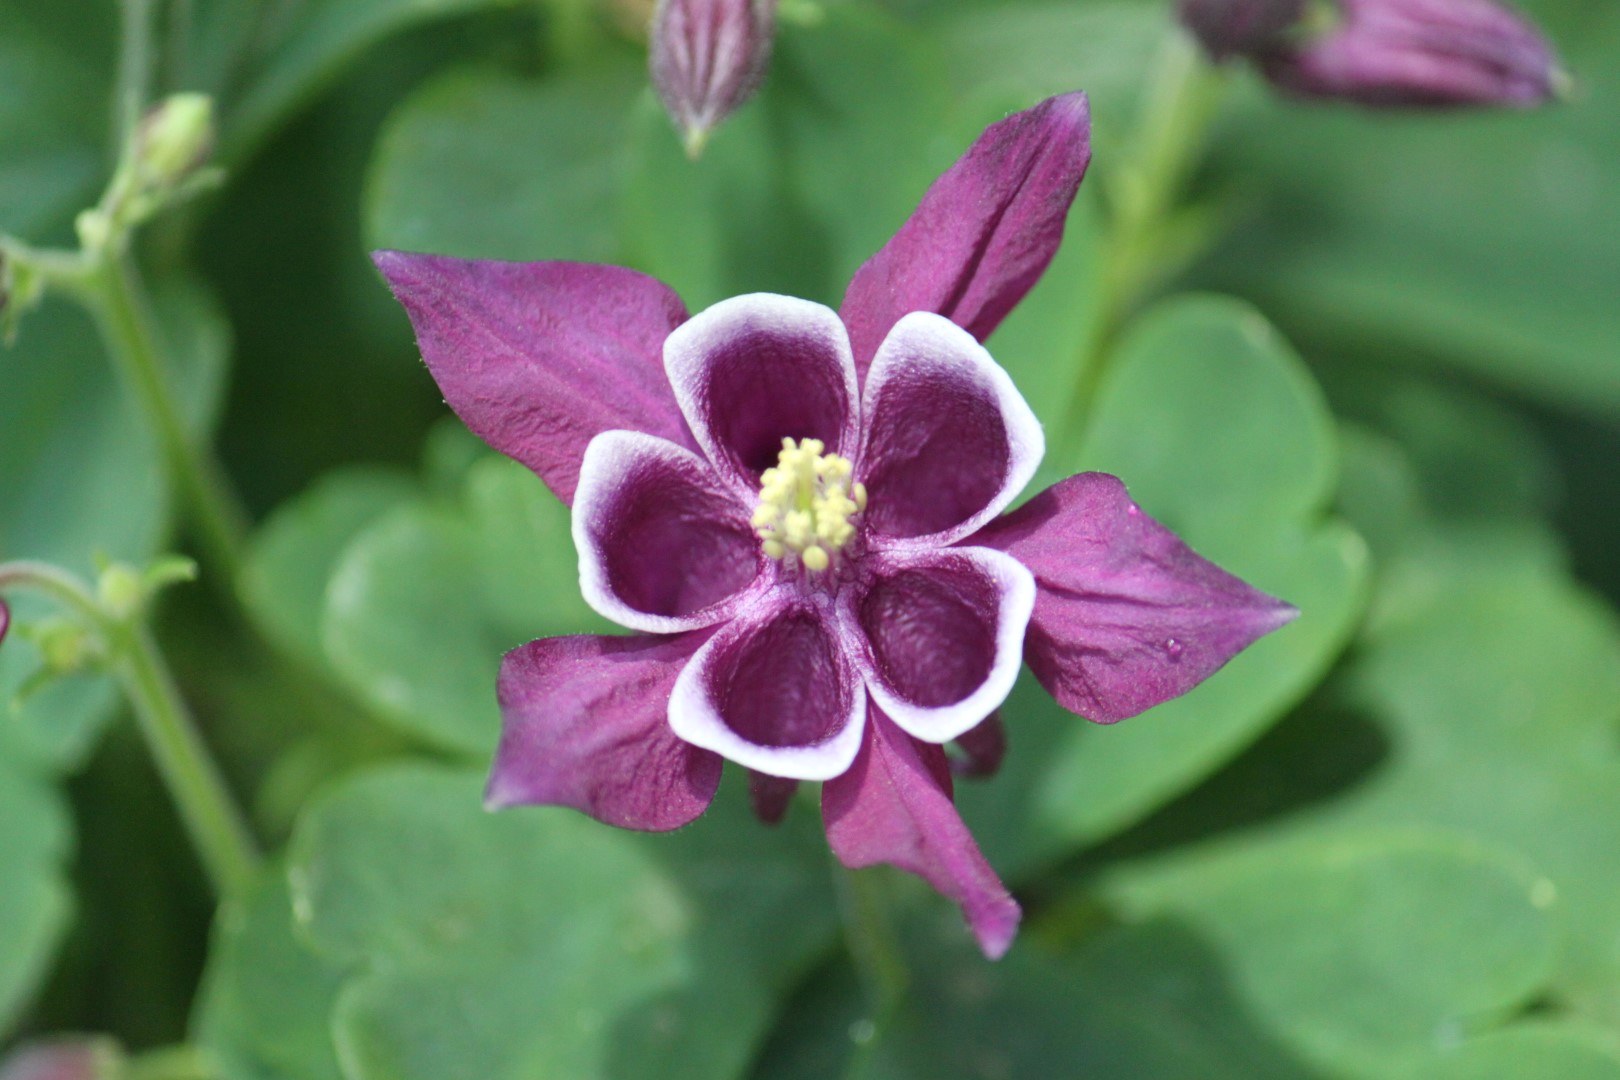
[78,252,250,588]
[114,620,260,897]
[1066,30,1228,432]
[833,861,909,1073]
[0,561,260,898]
[128,1043,218,1080]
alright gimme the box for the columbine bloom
[650,0,777,156]
[1181,0,1564,108]
[375,93,1295,958]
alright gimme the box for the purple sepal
[824,709,1022,960]
[372,252,691,506]
[748,770,798,824]
[1262,0,1563,108]
[839,93,1092,375]
[973,473,1297,723]
[0,599,10,648]
[951,713,1006,779]
[650,0,777,156]
[489,633,723,831]
[1179,0,1306,59]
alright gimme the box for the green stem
[0,561,260,898]
[78,252,250,588]
[116,0,156,143]
[128,1043,219,1080]
[1065,31,1227,433]
[833,862,909,1078]
[114,620,260,896]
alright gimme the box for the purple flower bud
[1179,0,1306,60]
[1261,0,1565,108]
[649,0,776,157]
[0,1039,121,1080]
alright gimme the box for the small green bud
[31,617,98,674]
[97,563,145,621]
[135,94,216,189]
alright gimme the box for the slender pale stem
[115,621,259,896]
[116,0,156,142]
[833,861,909,1077]
[1065,31,1227,433]
[78,252,250,587]
[128,1043,219,1080]
[0,561,260,898]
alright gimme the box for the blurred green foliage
[3,0,1619,1076]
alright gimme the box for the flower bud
[649,0,776,157]
[135,93,216,189]
[1179,0,1305,60]
[0,1038,122,1080]
[1257,0,1563,108]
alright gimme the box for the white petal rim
[572,429,758,634]
[663,292,860,490]
[859,311,1045,549]
[845,546,1036,745]
[667,603,868,782]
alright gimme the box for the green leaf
[243,466,416,674]
[288,763,838,1080]
[365,61,644,262]
[1391,1022,1620,1080]
[621,5,954,310]
[1096,830,1560,1076]
[1197,8,1620,416]
[178,0,526,163]
[321,455,609,756]
[0,0,114,240]
[192,868,346,1080]
[959,296,1368,874]
[0,742,73,1037]
[933,0,1164,132]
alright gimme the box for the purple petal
[1178,0,1306,60]
[824,709,1021,960]
[973,473,1298,723]
[952,712,1006,779]
[650,0,776,155]
[839,92,1092,375]
[488,632,724,831]
[574,430,763,633]
[669,592,866,780]
[373,252,690,505]
[840,547,1033,744]
[747,770,798,825]
[0,599,9,648]
[664,293,859,495]
[858,313,1044,546]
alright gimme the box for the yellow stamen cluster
[751,438,867,572]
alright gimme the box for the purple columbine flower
[374,93,1295,958]
[649,0,777,156]
[1181,0,1564,108]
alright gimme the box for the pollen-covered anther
[752,437,866,572]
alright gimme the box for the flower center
[751,437,866,573]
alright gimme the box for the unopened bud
[1264,0,1562,107]
[135,93,216,188]
[650,0,777,157]
[97,564,145,622]
[1179,0,1305,60]
[0,1037,122,1080]
[34,618,96,674]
